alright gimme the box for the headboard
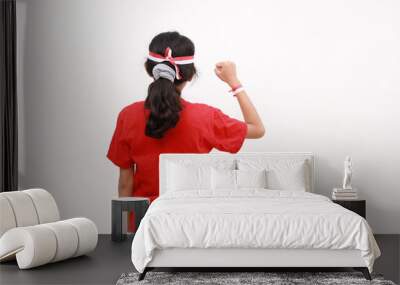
[159,152,315,195]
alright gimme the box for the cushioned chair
[0,188,98,269]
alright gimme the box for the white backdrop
[16,0,400,233]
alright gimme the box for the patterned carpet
[116,271,396,285]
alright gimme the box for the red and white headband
[148,47,194,80]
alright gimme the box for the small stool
[111,197,149,242]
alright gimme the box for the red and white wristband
[229,84,245,96]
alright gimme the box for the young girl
[107,31,264,229]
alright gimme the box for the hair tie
[148,47,194,80]
[152,63,176,82]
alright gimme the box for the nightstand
[111,197,150,242]
[332,199,366,219]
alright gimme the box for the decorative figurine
[342,156,353,190]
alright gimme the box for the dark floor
[0,234,399,285]
[0,235,133,285]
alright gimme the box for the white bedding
[131,190,380,273]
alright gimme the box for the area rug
[116,271,396,285]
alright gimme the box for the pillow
[211,168,236,190]
[211,168,268,190]
[236,169,268,189]
[166,162,211,192]
[237,159,309,191]
[266,165,306,191]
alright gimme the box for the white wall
[17,0,400,234]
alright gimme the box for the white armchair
[0,188,98,269]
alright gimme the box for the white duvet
[131,190,380,273]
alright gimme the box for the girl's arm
[118,167,134,197]
[214,61,265,139]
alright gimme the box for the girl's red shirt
[107,98,247,201]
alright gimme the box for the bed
[131,153,380,281]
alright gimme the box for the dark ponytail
[144,32,196,139]
[145,78,181,138]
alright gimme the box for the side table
[111,197,150,242]
[332,199,366,219]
